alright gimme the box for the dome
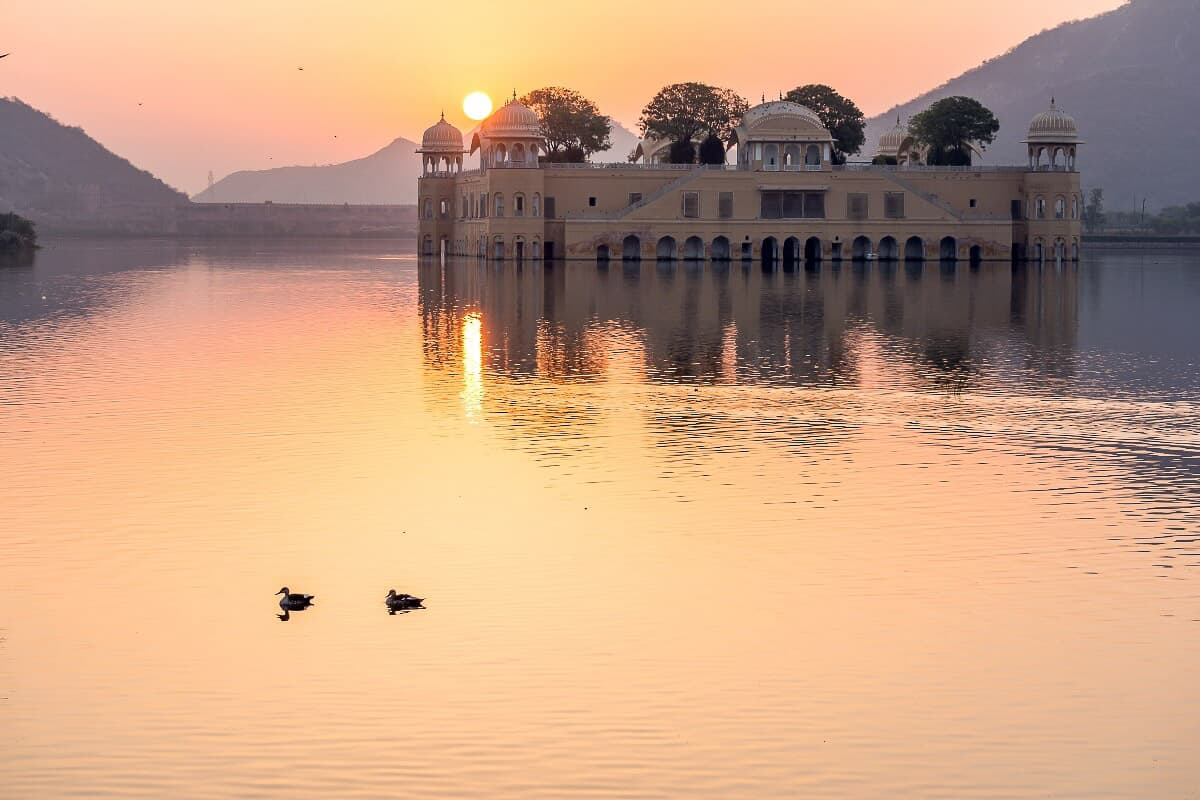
[420,114,464,152]
[732,100,833,150]
[878,117,907,154]
[741,101,827,133]
[1026,100,1078,141]
[481,97,542,138]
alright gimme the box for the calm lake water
[2,241,1199,799]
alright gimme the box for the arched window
[494,193,504,217]
[481,193,488,218]
[805,145,821,166]
[514,193,525,217]
[494,144,507,165]
[783,145,800,167]
[532,193,541,217]
[1035,197,1046,220]
[530,145,540,164]
[764,144,779,170]
[422,197,433,220]
[1071,195,1079,219]
[439,198,448,218]
[1055,196,1066,220]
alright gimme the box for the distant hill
[194,138,424,205]
[196,118,643,205]
[605,120,642,163]
[0,97,189,230]
[864,0,1200,210]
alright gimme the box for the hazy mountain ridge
[864,0,1200,209]
[193,138,425,205]
[194,120,643,205]
[0,97,188,226]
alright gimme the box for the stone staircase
[564,167,713,221]
[879,170,963,221]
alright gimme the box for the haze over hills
[193,138,424,205]
[0,97,188,230]
[193,120,644,205]
[864,0,1200,210]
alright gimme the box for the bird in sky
[0,53,10,59]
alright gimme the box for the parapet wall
[33,202,419,238]
[178,203,418,238]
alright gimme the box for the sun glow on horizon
[463,92,493,121]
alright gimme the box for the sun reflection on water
[461,310,483,421]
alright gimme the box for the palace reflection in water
[419,257,1078,393]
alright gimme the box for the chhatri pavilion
[417,96,1082,264]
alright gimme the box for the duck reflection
[385,590,425,614]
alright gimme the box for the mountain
[864,0,1200,210]
[196,117,643,205]
[0,97,189,230]
[193,137,423,205]
[605,119,642,163]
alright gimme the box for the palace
[417,97,1082,264]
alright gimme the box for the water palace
[417,96,1082,264]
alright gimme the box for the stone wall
[35,202,419,238]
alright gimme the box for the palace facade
[417,97,1082,264]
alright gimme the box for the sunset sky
[5,0,1124,194]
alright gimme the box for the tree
[0,212,37,252]
[519,87,612,163]
[668,139,696,165]
[909,96,999,166]
[784,84,865,165]
[698,134,726,165]
[639,82,748,149]
[1082,188,1106,233]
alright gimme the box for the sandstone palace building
[417,97,1082,264]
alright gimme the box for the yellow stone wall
[419,164,1081,262]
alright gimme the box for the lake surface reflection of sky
[2,242,1198,799]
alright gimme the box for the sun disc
[463,92,493,121]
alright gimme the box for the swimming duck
[385,589,425,610]
[276,587,315,610]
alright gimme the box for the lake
[2,241,1198,798]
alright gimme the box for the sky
[3,0,1125,194]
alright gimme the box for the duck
[385,589,425,611]
[276,587,315,610]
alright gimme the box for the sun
[463,92,493,121]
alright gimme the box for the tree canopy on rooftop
[910,97,999,167]
[519,87,612,163]
[638,83,748,155]
[783,84,865,165]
